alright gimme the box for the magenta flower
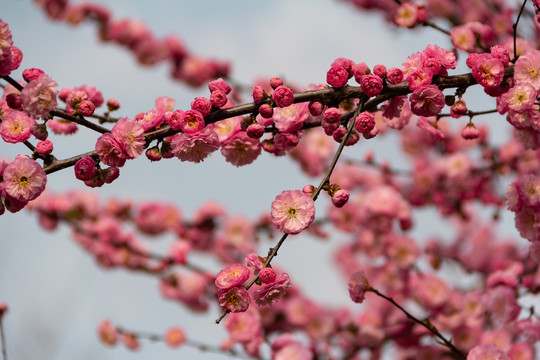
[180,109,205,134]
[361,75,383,97]
[348,271,370,304]
[252,272,292,306]
[20,74,58,119]
[417,117,446,142]
[74,156,96,181]
[327,66,349,88]
[111,117,145,159]
[331,189,350,208]
[218,286,251,313]
[0,110,35,143]
[3,156,47,202]
[215,263,250,290]
[191,97,212,117]
[95,133,127,167]
[272,86,294,108]
[220,132,261,167]
[170,127,220,163]
[409,85,445,117]
[270,190,315,235]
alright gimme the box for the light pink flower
[252,272,292,306]
[382,95,412,129]
[164,327,186,348]
[467,343,510,360]
[417,117,446,142]
[97,319,118,347]
[212,116,241,143]
[470,54,505,89]
[270,190,315,235]
[273,102,309,133]
[517,174,540,207]
[221,132,261,167]
[514,50,540,91]
[348,271,370,303]
[393,2,418,28]
[0,110,35,143]
[111,117,145,159]
[95,133,127,167]
[155,96,175,112]
[409,85,445,117]
[170,127,220,163]
[138,109,164,131]
[3,156,47,201]
[451,25,476,52]
[506,83,536,113]
[20,74,58,119]
[218,286,250,313]
[215,263,250,290]
[47,118,78,135]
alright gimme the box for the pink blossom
[327,66,349,87]
[407,68,433,90]
[450,99,468,118]
[273,102,309,133]
[467,342,510,360]
[470,54,505,89]
[258,103,273,119]
[252,85,265,104]
[74,156,96,181]
[270,77,283,89]
[270,190,315,235]
[220,132,261,167]
[138,109,164,131]
[361,75,383,97]
[393,2,418,28]
[272,86,294,108]
[179,109,205,134]
[274,343,312,360]
[506,83,536,113]
[164,327,186,348]
[246,123,264,139]
[386,67,404,85]
[212,116,242,142]
[353,62,371,83]
[259,268,276,284]
[111,117,145,159]
[218,286,251,313]
[354,112,375,134]
[3,156,47,202]
[20,74,58,119]
[22,68,44,82]
[331,189,350,208]
[514,50,540,91]
[409,85,445,117]
[36,140,53,155]
[215,263,250,290]
[348,270,370,303]
[47,118,78,135]
[417,117,446,142]
[191,97,212,117]
[0,110,35,143]
[208,78,231,94]
[252,272,292,306]
[515,207,540,242]
[461,123,480,140]
[517,174,540,207]
[382,95,412,129]
[210,89,228,108]
[155,96,175,112]
[170,127,220,163]
[121,332,140,351]
[97,319,118,346]
[331,58,355,74]
[95,133,127,167]
[323,107,342,124]
[73,84,103,108]
[246,253,265,275]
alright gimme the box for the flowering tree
[2,0,540,359]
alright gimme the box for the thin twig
[0,315,7,360]
[370,288,466,359]
[512,0,528,63]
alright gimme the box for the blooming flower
[95,133,127,167]
[111,117,145,159]
[97,319,118,347]
[506,83,536,113]
[466,343,510,360]
[514,50,540,91]
[179,109,205,134]
[164,327,186,348]
[218,286,251,313]
[170,127,220,163]
[20,74,58,119]
[0,110,35,143]
[417,117,446,142]
[409,85,445,117]
[252,272,292,306]
[348,271,370,303]
[3,156,47,202]
[470,54,505,89]
[270,190,315,234]
[47,118,78,135]
[220,132,261,167]
[273,102,309,133]
[215,263,250,290]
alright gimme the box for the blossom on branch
[270,190,315,235]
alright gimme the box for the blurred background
[0,1,519,359]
